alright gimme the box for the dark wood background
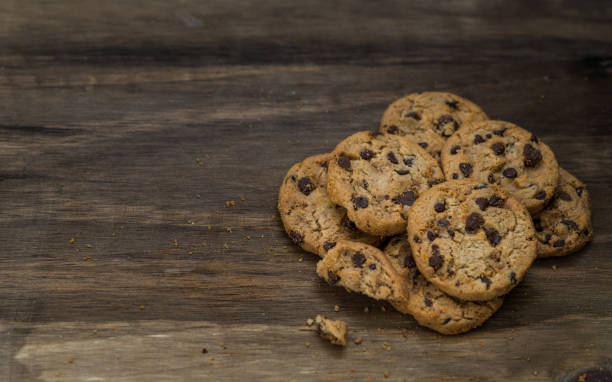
[1,1,611,381]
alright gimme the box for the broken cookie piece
[315,315,347,346]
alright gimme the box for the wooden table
[1,1,611,380]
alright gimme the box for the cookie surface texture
[327,131,445,236]
[383,235,504,335]
[407,180,537,301]
[441,120,559,214]
[278,153,379,257]
[379,92,488,159]
[534,168,592,257]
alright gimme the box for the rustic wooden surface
[1,1,612,381]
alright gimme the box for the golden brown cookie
[441,120,559,214]
[534,168,592,257]
[379,92,488,159]
[407,180,536,301]
[327,131,444,236]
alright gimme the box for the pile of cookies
[278,92,592,335]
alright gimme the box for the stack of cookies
[278,92,592,335]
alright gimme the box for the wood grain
[1,0,611,380]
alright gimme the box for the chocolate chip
[338,155,351,170]
[386,125,398,134]
[475,197,489,211]
[418,142,428,148]
[503,168,518,178]
[442,317,451,325]
[492,128,507,136]
[369,263,377,270]
[400,213,408,221]
[393,191,417,206]
[360,149,374,160]
[535,191,547,200]
[486,133,492,139]
[427,231,438,242]
[486,229,502,247]
[488,173,496,184]
[320,161,328,168]
[403,157,414,166]
[429,179,445,187]
[341,215,357,231]
[459,163,472,177]
[447,229,455,238]
[362,181,369,189]
[434,202,446,212]
[323,241,336,251]
[413,235,420,243]
[390,236,402,246]
[395,169,410,175]
[369,126,381,136]
[561,219,579,231]
[488,195,505,207]
[352,251,366,267]
[530,134,539,143]
[290,175,296,181]
[445,100,459,109]
[404,112,421,120]
[297,177,315,195]
[465,212,484,234]
[533,218,543,232]
[553,239,565,248]
[479,276,492,289]
[202,348,208,354]
[523,144,543,167]
[450,145,461,155]
[557,191,572,201]
[404,254,416,268]
[544,233,552,243]
[429,251,443,271]
[474,184,488,190]
[438,219,449,227]
[491,142,505,156]
[289,231,303,245]
[576,187,584,197]
[510,272,517,283]
[452,173,459,179]
[387,151,398,164]
[353,196,369,209]
[424,298,433,307]
[436,115,459,136]
[328,271,339,285]
[474,134,485,144]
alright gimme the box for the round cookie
[327,131,445,236]
[278,153,379,257]
[407,180,537,301]
[441,120,559,214]
[379,92,488,159]
[533,168,592,257]
[383,235,504,335]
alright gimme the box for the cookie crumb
[305,341,311,348]
[67,358,74,364]
[196,194,201,199]
[223,243,229,249]
[240,195,246,201]
[552,265,557,271]
[533,371,538,376]
[298,257,303,262]
[334,305,340,312]
[56,373,61,377]
[225,200,236,208]
[86,244,92,248]
[69,237,76,244]
[306,318,314,326]
[188,251,193,255]
[225,227,232,233]
[384,370,390,378]
[315,315,347,346]
[139,305,144,310]
[208,225,212,230]
[246,235,251,240]
[402,328,408,338]
[380,306,386,312]
[202,348,208,354]
[364,307,369,313]
[173,239,179,247]
[354,337,363,345]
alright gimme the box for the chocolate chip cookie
[379,92,488,159]
[533,168,593,257]
[327,131,445,236]
[383,235,504,335]
[407,180,537,301]
[317,239,503,334]
[441,120,559,214]
[278,153,379,257]
[315,315,347,346]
